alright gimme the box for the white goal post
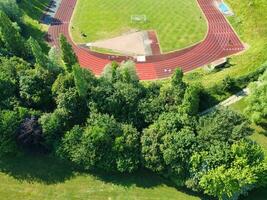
[131,15,147,23]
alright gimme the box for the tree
[51,72,75,96]
[0,11,26,58]
[171,68,185,89]
[197,109,253,148]
[73,64,96,98]
[198,140,265,200]
[141,111,195,174]
[0,0,21,21]
[181,84,201,115]
[17,116,44,150]
[60,113,121,171]
[0,110,21,156]
[59,113,141,173]
[28,37,49,68]
[39,108,69,151]
[102,61,119,82]
[114,124,140,172]
[161,127,196,185]
[117,61,139,83]
[19,68,55,110]
[102,61,139,84]
[59,34,77,72]
[245,69,267,124]
[56,87,88,124]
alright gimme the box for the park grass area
[70,0,207,53]
[183,0,267,88]
[0,154,203,200]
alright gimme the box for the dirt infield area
[87,31,153,56]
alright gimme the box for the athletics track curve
[47,0,244,80]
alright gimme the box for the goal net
[131,15,147,23]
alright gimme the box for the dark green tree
[59,34,77,72]
[0,11,26,58]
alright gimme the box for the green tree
[28,37,49,68]
[52,72,75,96]
[0,11,26,58]
[59,34,77,72]
[0,0,21,21]
[197,109,253,148]
[56,87,88,124]
[73,64,96,98]
[0,110,21,156]
[60,113,121,171]
[114,124,140,172]
[141,112,195,174]
[199,140,265,200]
[245,69,267,124]
[19,68,55,110]
[181,84,201,115]
[39,108,69,151]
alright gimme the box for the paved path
[200,87,250,115]
[46,0,244,80]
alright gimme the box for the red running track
[47,0,244,80]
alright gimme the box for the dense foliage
[0,2,266,200]
[245,69,267,124]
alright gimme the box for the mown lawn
[70,0,207,52]
[0,154,203,200]
[183,0,267,88]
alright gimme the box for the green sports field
[70,0,207,52]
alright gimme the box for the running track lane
[47,0,244,80]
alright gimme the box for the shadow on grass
[240,187,267,200]
[0,154,209,199]
[0,153,75,184]
[90,169,209,200]
[19,0,51,21]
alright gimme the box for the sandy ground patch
[87,31,153,56]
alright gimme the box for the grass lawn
[183,0,267,88]
[70,0,207,53]
[0,154,203,200]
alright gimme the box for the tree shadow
[19,0,51,21]
[0,153,75,184]
[240,186,267,200]
[89,168,210,200]
[0,155,210,199]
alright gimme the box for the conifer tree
[0,11,26,57]
[59,34,77,72]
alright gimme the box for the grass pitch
[70,0,207,53]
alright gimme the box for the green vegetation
[70,0,207,52]
[0,1,267,200]
[229,71,267,200]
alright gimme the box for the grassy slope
[18,0,50,51]
[183,0,267,88]
[0,155,202,200]
[70,0,207,52]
